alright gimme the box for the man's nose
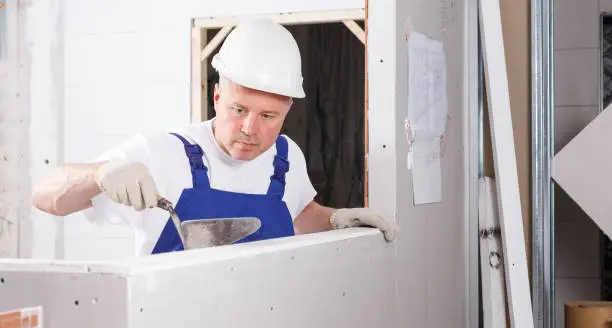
[241,114,259,135]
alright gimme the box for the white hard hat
[211,19,306,98]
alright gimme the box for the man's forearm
[293,201,336,235]
[32,162,106,216]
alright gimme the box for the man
[32,19,398,256]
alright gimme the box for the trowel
[156,196,262,249]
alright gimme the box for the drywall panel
[553,106,612,241]
[367,0,396,247]
[0,229,394,328]
[130,230,394,328]
[0,270,129,328]
[369,0,473,326]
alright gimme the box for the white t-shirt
[83,119,317,256]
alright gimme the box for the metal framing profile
[531,0,554,326]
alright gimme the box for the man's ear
[213,83,221,112]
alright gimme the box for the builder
[31,19,398,256]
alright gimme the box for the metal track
[531,0,554,326]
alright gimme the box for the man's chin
[230,148,259,161]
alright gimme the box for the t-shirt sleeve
[284,136,317,220]
[81,134,152,227]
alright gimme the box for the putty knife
[157,197,262,249]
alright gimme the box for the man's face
[212,79,292,161]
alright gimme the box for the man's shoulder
[278,134,307,168]
[278,134,300,153]
[172,120,213,146]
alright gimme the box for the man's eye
[263,114,274,119]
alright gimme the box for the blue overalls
[151,133,295,254]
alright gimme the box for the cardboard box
[565,301,612,328]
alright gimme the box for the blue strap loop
[169,133,210,189]
[267,136,290,197]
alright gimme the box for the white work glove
[330,208,399,242]
[96,160,158,211]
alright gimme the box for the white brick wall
[60,0,191,260]
[554,0,608,326]
[0,35,20,258]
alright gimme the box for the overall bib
[151,133,295,254]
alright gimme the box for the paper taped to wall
[412,131,443,204]
[407,31,448,137]
[406,30,448,204]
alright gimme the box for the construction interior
[3,0,611,327]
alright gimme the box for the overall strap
[169,133,210,189]
[267,136,290,197]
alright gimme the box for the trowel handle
[156,195,187,247]
[157,196,173,212]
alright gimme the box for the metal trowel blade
[180,217,261,249]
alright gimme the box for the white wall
[554,0,606,326]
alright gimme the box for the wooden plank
[342,20,365,44]
[193,9,365,28]
[200,25,233,62]
[479,0,534,326]
[190,25,203,124]
[479,177,508,328]
[201,29,209,121]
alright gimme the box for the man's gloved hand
[330,208,399,242]
[96,160,158,211]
